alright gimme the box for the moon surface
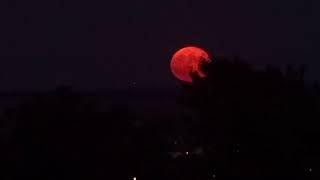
[171,46,211,83]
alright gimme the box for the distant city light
[212,169,217,179]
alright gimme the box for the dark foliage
[0,58,319,179]
[0,86,167,179]
[179,57,320,178]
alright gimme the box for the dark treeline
[180,58,320,179]
[0,58,320,179]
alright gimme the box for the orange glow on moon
[171,46,211,83]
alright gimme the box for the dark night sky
[0,0,319,92]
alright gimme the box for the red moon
[171,46,211,83]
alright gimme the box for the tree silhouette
[179,57,320,178]
[0,85,177,180]
[1,58,319,179]
[0,86,144,179]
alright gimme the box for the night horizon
[1,0,320,179]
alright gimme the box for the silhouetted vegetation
[0,58,319,179]
[179,57,320,178]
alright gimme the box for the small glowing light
[212,169,217,178]
[133,177,137,180]
[186,151,189,155]
[308,168,312,172]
